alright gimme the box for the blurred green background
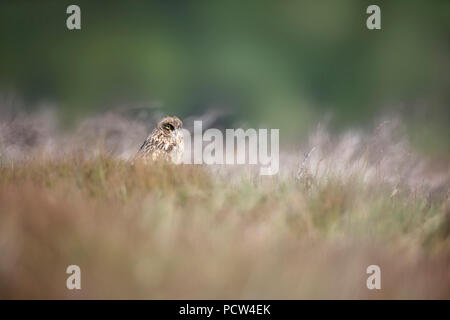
[0,0,448,152]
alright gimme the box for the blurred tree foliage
[0,0,448,149]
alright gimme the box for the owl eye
[164,124,175,131]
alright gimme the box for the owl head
[157,116,183,141]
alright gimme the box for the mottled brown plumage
[136,116,184,163]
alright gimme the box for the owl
[135,116,184,163]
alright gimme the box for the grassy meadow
[0,113,449,299]
[0,0,449,300]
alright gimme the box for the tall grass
[0,156,448,299]
[0,111,449,299]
